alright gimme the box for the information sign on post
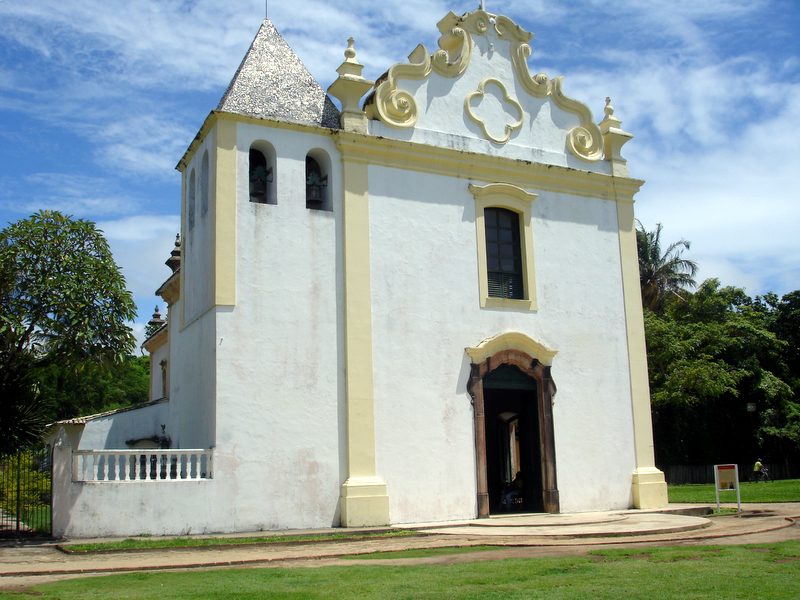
[713,463,741,513]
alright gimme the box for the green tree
[636,222,698,312]
[35,354,150,421]
[773,291,800,385]
[0,210,137,454]
[646,279,796,466]
[760,291,800,463]
[0,355,45,456]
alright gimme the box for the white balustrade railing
[72,450,213,482]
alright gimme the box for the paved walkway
[1,503,798,590]
[398,506,713,537]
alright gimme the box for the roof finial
[344,37,357,61]
[145,306,166,340]
[604,96,614,117]
[479,1,486,10]
[165,232,181,273]
[599,96,632,176]
[328,37,374,134]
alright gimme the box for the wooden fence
[663,462,798,484]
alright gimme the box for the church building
[51,6,668,537]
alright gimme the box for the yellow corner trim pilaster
[339,154,390,526]
[616,197,668,508]
[214,119,237,306]
[632,467,668,509]
[469,183,537,311]
[340,476,390,527]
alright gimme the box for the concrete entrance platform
[398,507,712,538]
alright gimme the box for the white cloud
[130,320,150,354]
[97,214,180,337]
[0,2,259,90]
[537,2,800,298]
[0,173,143,218]
[94,114,194,177]
[96,214,180,242]
[0,0,797,313]
[85,213,179,350]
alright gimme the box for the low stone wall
[51,433,219,538]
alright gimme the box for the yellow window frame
[469,183,538,311]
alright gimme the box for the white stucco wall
[367,165,637,521]
[183,138,215,324]
[206,122,345,530]
[148,335,169,401]
[534,191,636,512]
[75,401,170,450]
[54,480,218,538]
[159,124,638,529]
[51,432,224,538]
[167,295,216,450]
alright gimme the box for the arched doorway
[468,348,558,516]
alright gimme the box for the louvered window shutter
[485,208,523,300]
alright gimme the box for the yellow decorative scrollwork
[366,8,605,161]
[550,78,604,161]
[431,25,471,77]
[510,45,603,161]
[365,45,431,128]
[451,10,530,42]
[513,43,549,98]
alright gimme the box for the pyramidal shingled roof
[217,19,340,129]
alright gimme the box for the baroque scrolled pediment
[364,9,604,162]
[367,45,432,128]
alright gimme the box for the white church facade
[50,7,667,537]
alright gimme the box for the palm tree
[636,222,698,312]
[0,353,47,455]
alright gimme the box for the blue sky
[1,0,798,345]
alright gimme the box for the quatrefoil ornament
[464,78,524,144]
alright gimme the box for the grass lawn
[2,541,799,599]
[0,504,50,536]
[341,545,502,560]
[668,478,800,504]
[26,504,51,534]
